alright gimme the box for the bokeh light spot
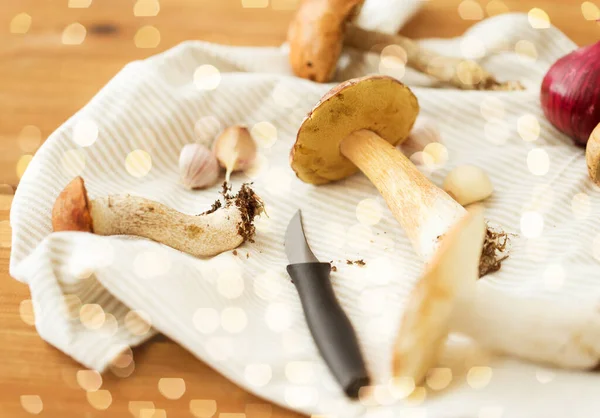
[190,399,217,418]
[158,378,186,400]
[20,395,43,414]
[134,0,160,16]
[527,148,549,175]
[520,211,544,238]
[10,13,32,34]
[528,8,551,28]
[265,302,292,332]
[581,2,600,20]
[69,0,92,7]
[87,390,112,410]
[221,307,248,333]
[73,119,98,147]
[543,263,565,291]
[134,26,161,48]
[426,368,453,390]
[251,121,277,148]
[0,220,12,249]
[571,192,590,220]
[126,149,152,177]
[486,0,509,16]
[458,0,484,20]
[193,308,220,334]
[244,364,272,387]
[242,0,268,7]
[124,310,153,336]
[515,40,538,62]
[467,366,493,389]
[19,299,35,325]
[77,369,103,392]
[62,23,87,45]
[356,198,382,226]
[16,154,33,179]
[517,114,540,142]
[18,125,42,152]
[194,65,221,90]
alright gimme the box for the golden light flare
[133,250,171,278]
[77,369,103,392]
[125,149,152,177]
[543,263,565,291]
[129,401,155,418]
[242,0,269,7]
[423,142,448,169]
[193,308,220,334]
[515,40,538,62]
[486,0,509,16]
[253,269,283,301]
[16,154,33,179]
[356,198,382,226]
[425,367,453,391]
[69,0,92,7]
[217,268,245,299]
[110,347,136,378]
[190,399,217,418]
[527,148,550,175]
[389,377,416,400]
[220,307,248,333]
[285,361,314,384]
[467,366,493,389]
[458,0,484,20]
[581,2,600,20]
[19,299,35,325]
[20,395,43,414]
[73,119,98,147]
[79,303,106,330]
[124,310,153,336]
[194,65,221,90]
[265,302,292,332]
[19,125,42,152]
[571,192,591,220]
[134,26,161,48]
[404,386,427,406]
[372,385,395,406]
[251,121,277,148]
[284,386,319,408]
[158,377,186,400]
[456,60,484,86]
[134,0,160,16]
[517,114,540,142]
[101,313,119,336]
[87,390,112,410]
[536,369,556,383]
[0,220,11,249]
[521,211,544,238]
[528,8,551,29]
[10,13,32,34]
[379,45,407,79]
[244,363,272,387]
[61,149,86,177]
[62,23,87,45]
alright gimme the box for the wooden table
[0,1,597,416]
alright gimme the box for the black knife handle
[286,262,370,399]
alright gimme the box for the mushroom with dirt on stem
[290,75,600,386]
[52,177,264,258]
[287,0,522,90]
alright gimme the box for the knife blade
[284,210,370,399]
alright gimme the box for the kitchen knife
[284,210,370,399]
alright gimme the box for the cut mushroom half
[287,0,522,90]
[52,177,264,257]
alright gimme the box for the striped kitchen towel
[10,9,600,418]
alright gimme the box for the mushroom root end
[52,176,93,233]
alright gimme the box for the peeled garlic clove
[179,143,220,190]
[401,116,442,157]
[443,165,493,206]
[213,126,257,182]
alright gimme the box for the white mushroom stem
[344,24,522,91]
[90,195,257,258]
[340,129,466,261]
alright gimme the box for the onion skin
[540,41,600,147]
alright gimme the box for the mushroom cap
[52,176,94,232]
[287,0,364,82]
[392,206,486,384]
[290,75,419,184]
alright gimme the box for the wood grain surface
[0,1,598,417]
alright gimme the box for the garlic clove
[179,143,220,190]
[401,116,442,158]
[213,126,257,182]
[443,165,493,206]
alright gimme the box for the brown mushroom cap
[52,176,94,232]
[290,75,419,184]
[287,0,363,82]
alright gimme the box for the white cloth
[10,3,600,417]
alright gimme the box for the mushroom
[290,75,599,385]
[586,123,600,185]
[52,177,263,258]
[287,0,522,90]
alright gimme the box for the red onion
[540,41,600,147]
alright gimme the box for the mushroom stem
[89,194,255,258]
[344,24,523,91]
[52,177,263,258]
[340,129,465,261]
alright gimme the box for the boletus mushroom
[290,75,509,384]
[52,177,263,257]
[287,0,522,90]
